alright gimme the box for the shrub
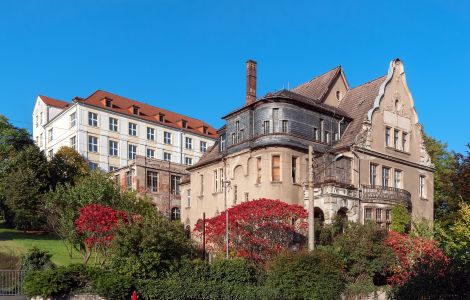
[92,272,134,300]
[19,247,56,272]
[266,250,344,300]
[210,258,259,285]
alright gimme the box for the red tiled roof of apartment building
[39,95,70,109]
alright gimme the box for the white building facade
[32,90,218,171]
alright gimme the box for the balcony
[361,185,411,206]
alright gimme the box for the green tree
[49,146,89,186]
[423,133,459,223]
[437,203,470,262]
[44,171,152,261]
[0,146,51,229]
[108,213,194,280]
[390,203,411,233]
[0,114,33,164]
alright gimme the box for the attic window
[336,91,343,101]
[203,126,208,134]
[105,99,112,107]
[133,106,140,115]
[182,120,188,129]
[159,114,165,122]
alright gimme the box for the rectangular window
[263,120,270,134]
[382,167,390,187]
[88,136,98,152]
[171,175,180,195]
[272,155,281,182]
[159,114,165,122]
[370,164,377,187]
[185,137,192,149]
[244,192,249,202]
[88,161,98,170]
[48,128,53,141]
[147,127,155,140]
[333,132,339,141]
[109,166,118,172]
[185,157,193,165]
[376,209,382,222]
[35,115,38,127]
[200,141,207,153]
[292,156,298,183]
[256,156,262,183]
[231,133,236,144]
[320,119,324,142]
[40,133,43,147]
[402,132,408,151]
[186,189,191,207]
[200,174,204,195]
[313,127,319,140]
[70,136,76,150]
[365,208,372,220]
[235,121,240,141]
[128,122,137,136]
[164,131,172,144]
[214,170,218,192]
[147,148,155,159]
[386,209,391,222]
[164,152,172,162]
[70,112,76,128]
[394,129,399,149]
[325,131,331,144]
[219,169,224,193]
[220,135,226,150]
[233,185,238,204]
[385,127,391,147]
[282,120,288,133]
[109,140,119,156]
[125,170,134,190]
[109,117,118,131]
[182,120,187,128]
[88,112,98,127]
[128,144,137,160]
[394,169,402,188]
[419,175,426,198]
[105,99,112,107]
[147,171,158,192]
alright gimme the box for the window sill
[385,146,410,155]
[271,181,282,184]
[420,197,428,201]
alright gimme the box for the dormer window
[132,106,140,115]
[159,113,165,122]
[105,99,112,108]
[203,126,208,134]
[182,120,188,129]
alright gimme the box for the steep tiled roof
[39,95,69,109]
[333,76,387,149]
[81,90,218,139]
[188,140,222,170]
[291,66,342,102]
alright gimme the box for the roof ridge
[349,74,387,90]
[291,65,341,89]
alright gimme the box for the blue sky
[0,0,469,153]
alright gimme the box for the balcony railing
[361,185,411,206]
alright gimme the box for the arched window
[170,207,181,221]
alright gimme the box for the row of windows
[385,126,408,152]
[369,164,402,188]
[364,207,392,230]
[83,112,207,151]
[370,163,427,199]
[85,135,193,165]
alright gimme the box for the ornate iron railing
[361,185,411,205]
[0,270,25,296]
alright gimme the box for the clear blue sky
[0,0,469,153]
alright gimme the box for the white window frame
[128,144,137,160]
[70,112,76,128]
[109,117,118,132]
[147,127,155,140]
[88,135,98,152]
[185,137,193,149]
[200,141,207,153]
[128,122,137,136]
[109,140,119,156]
[164,152,171,162]
[164,131,172,144]
[146,148,155,159]
[88,112,98,127]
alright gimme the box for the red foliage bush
[194,198,307,263]
[385,231,449,286]
[75,204,128,249]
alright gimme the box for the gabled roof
[79,90,218,138]
[39,95,69,109]
[333,75,387,150]
[291,66,345,102]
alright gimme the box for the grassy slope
[0,223,83,266]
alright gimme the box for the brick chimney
[246,60,257,105]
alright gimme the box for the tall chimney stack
[246,59,257,105]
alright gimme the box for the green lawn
[0,222,83,266]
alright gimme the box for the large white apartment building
[32,90,218,171]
